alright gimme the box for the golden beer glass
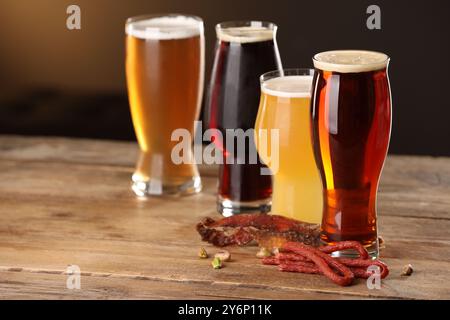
[255,69,322,223]
[125,14,204,196]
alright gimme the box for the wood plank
[0,135,217,176]
[0,135,449,299]
[0,158,447,245]
[0,244,448,299]
[1,135,449,219]
[0,195,448,257]
[0,270,372,300]
[378,155,450,220]
[0,184,448,299]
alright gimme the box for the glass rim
[215,21,277,43]
[125,13,203,29]
[260,68,314,98]
[260,68,314,85]
[312,50,390,73]
[125,14,203,39]
[215,20,277,31]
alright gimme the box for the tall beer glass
[206,21,282,216]
[255,69,323,224]
[125,14,204,196]
[310,50,391,257]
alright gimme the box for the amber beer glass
[311,50,391,258]
[125,14,204,196]
[206,21,282,216]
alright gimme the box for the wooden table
[0,135,449,300]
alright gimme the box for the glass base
[131,175,202,197]
[322,239,379,259]
[217,195,271,217]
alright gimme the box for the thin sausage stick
[319,241,369,259]
[282,242,354,286]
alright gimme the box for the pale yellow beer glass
[255,69,322,223]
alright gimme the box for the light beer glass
[310,50,391,258]
[125,14,204,196]
[206,21,282,216]
[255,69,323,224]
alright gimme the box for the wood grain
[0,135,449,300]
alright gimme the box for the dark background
[0,0,449,156]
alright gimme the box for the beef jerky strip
[196,214,320,247]
[196,217,256,246]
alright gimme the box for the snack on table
[262,241,389,286]
[196,214,320,247]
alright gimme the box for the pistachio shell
[214,250,231,262]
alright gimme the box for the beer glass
[206,21,282,216]
[310,50,391,258]
[255,69,323,224]
[125,14,204,196]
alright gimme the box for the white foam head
[126,15,203,40]
[216,22,275,43]
[313,50,389,73]
[261,75,313,98]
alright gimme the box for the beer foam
[313,50,389,73]
[261,75,313,98]
[126,16,203,40]
[217,26,274,43]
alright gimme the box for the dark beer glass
[206,21,282,216]
[310,50,391,258]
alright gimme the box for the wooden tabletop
[0,135,449,300]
